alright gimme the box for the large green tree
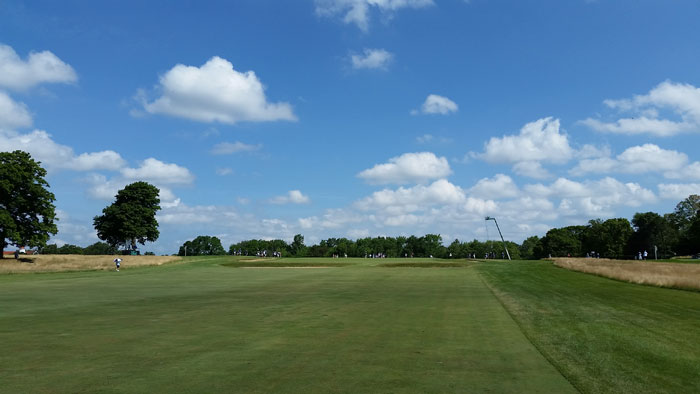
[0,150,58,256]
[93,182,161,250]
[536,225,586,258]
[629,212,677,258]
[582,218,633,259]
[178,236,226,256]
[670,195,700,254]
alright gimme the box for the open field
[0,254,181,274]
[2,257,699,393]
[552,257,700,291]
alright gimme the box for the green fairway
[0,257,574,393]
[478,260,700,394]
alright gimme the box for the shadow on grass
[379,261,476,268]
[221,262,354,268]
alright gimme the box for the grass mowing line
[477,260,700,394]
[475,264,584,394]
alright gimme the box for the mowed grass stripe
[478,260,700,394]
[0,258,575,393]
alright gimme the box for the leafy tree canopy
[0,150,57,255]
[93,182,160,249]
[178,236,226,256]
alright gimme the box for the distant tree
[519,236,540,259]
[0,150,58,257]
[447,239,462,258]
[58,244,84,254]
[83,241,118,255]
[537,226,586,257]
[178,236,226,256]
[684,216,700,254]
[93,182,161,250]
[629,212,677,258]
[39,243,59,254]
[670,195,700,255]
[669,194,700,233]
[582,218,632,259]
[423,234,445,257]
[290,234,306,256]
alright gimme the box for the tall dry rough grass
[552,257,700,291]
[0,254,181,274]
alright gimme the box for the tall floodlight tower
[485,216,511,261]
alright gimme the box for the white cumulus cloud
[581,81,700,136]
[413,94,458,115]
[0,91,32,129]
[0,44,77,91]
[351,48,393,70]
[358,152,451,185]
[121,158,194,185]
[658,183,700,200]
[141,56,296,124]
[469,174,520,199]
[524,177,656,218]
[477,117,573,165]
[0,129,125,171]
[570,143,700,180]
[270,190,311,205]
[356,179,466,214]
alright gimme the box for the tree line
[39,242,155,255]
[530,195,700,259]
[3,150,700,259]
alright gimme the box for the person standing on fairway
[114,258,122,271]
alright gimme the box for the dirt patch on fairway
[552,257,700,291]
[0,254,181,274]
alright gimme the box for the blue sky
[2,0,700,254]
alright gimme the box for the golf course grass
[1,256,699,393]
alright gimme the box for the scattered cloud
[412,94,458,115]
[121,158,195,185]
[84,173,181,209]
[0,129,126,171]
[512,161,551,179]
[658,183,700,200]
[416,133,452,144]
[270,190,311,205]
[0,44,77,91]
[469,174,520,199]
[140,56,296,124]
[416,134,434,144]
[211,141,262,155]
[473,117,573,178]
[570,143,698,179]
[216,167,234,176]
[524,177,657,217]
[0,91,32,129]
[315,0,434,31]
[357,152,451,185]
[477,117,573,164]
[581,81,700,136]
[350,48,393,70]
[356,179,466,214]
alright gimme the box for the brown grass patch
[0,254,181,274]
[552,257,700,291]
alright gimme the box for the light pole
[485,216,511,260]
